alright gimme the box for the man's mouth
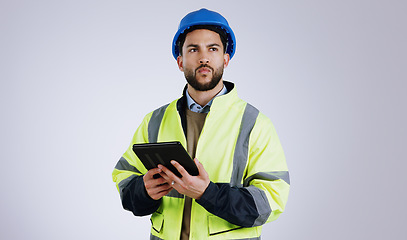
[197,65,213,74]
[198,68,211,74]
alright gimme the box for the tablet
[132,141,198,178]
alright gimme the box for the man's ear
[177,56,184,72]
[223,53,230,68]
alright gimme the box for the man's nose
[199,53,209,64]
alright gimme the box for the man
[112,8,290,240]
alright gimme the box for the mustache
[196,64,214,72]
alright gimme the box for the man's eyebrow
[186,43,221,48]
[207,43,221,48]
[186,44,199,48]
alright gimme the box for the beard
[184,64,224,91]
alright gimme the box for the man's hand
[143,168,173,200]
[158,158,210,200]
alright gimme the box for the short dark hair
[177,25,228,56]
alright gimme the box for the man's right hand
[143,168,173,200]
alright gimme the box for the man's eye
[210,48,218,51]
[189,49,197,53]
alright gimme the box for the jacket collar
[177,81,236,112]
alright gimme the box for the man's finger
[171,160,190,177]
[145,168,162,179]
[194,158,208,177]
[150,187,173,200]
[158,170,171,183]
[194,158,202,171]
[158,163,182,182]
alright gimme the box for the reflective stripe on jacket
[112,82,290,239]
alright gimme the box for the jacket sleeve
[120,174,161,216]
[196,182,261,227]
[112,113,161,216]
[197,113,290,227]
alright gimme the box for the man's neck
[187,80,224,107]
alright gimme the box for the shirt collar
[186,84,228,113]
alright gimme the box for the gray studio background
[1,0,406,239]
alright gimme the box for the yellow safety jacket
[112,82,290,240]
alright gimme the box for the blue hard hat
[172,8,236,60]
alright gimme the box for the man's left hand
[158,158,210,200]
